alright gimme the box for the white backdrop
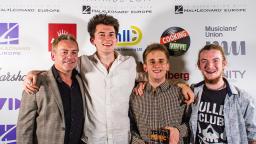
[0,0,255,143]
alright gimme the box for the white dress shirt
[78,52,137,144]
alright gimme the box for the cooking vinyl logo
[160,27,190,56]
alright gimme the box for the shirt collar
[92,51,126,63]
[223,77,238,96]
[51,65,78,83]
[145,80,170,93]
[194,77,238,97]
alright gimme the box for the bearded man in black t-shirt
[189,44,256,144]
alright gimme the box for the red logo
[48,23,76,51]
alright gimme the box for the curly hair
[87,14,119,38]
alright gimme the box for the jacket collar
[193,77,238,97]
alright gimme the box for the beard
[204,75,222,84]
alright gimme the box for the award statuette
[144,128,170,144]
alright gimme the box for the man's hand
[177,83,194,104]
[165,127,180,144]
[133,82,146,96]
[23,71,40,94]
[249,140,256,144]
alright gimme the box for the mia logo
[206,41,246,56]
[48,23,77,51]
[117,26,142,47]
[0,23,19,44]
[175,5,183,14]
[82,5,91,14]
[0,125,16,144]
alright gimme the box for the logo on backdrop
[224,69,246,80]
[0,125,16,143]
[206,41,246,56]
[117,26,142,46]
[0,98,20,111]
[116,25,143,52]
[0,23,19,45]
[167,72,190,81]
[82,5,91,14]
[48,24,77,51]
[175,5,183,14]
[0,2,60,14]
[160,27,190,56]
[81,3,152,15]
[174,5,246,14]
[0,68,26,81]
[0,23,30,56]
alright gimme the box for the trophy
[144,128,170,144]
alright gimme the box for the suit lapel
[47,70,66,124]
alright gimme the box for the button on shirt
[52,66,84,144]
[78,53,137,144]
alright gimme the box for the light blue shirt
[189,78,256,144]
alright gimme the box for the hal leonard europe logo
[175,5,183,14]
[117,25,142,47]
[82,5,91,14]
[0,125,16,144]
[0,23,19,44]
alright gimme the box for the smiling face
[144,50,170,85]
[90,24,117,55]
[198,49,227,84]
[52,40,79,74]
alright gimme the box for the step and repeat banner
[0,0,255,143]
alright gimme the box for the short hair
[197,44,226,67]
[143,43,169,63]
[51,34,78,52]
[87,14,119,38]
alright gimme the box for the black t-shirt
[195,85,227,144]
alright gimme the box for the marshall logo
[0,68,25,81]
[0,23,19,45]
[82,5,91,14]
[0,125,16,143]
[48,23,77,51]
[175,5,183,14]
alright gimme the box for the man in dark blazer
[16,34,86,144]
